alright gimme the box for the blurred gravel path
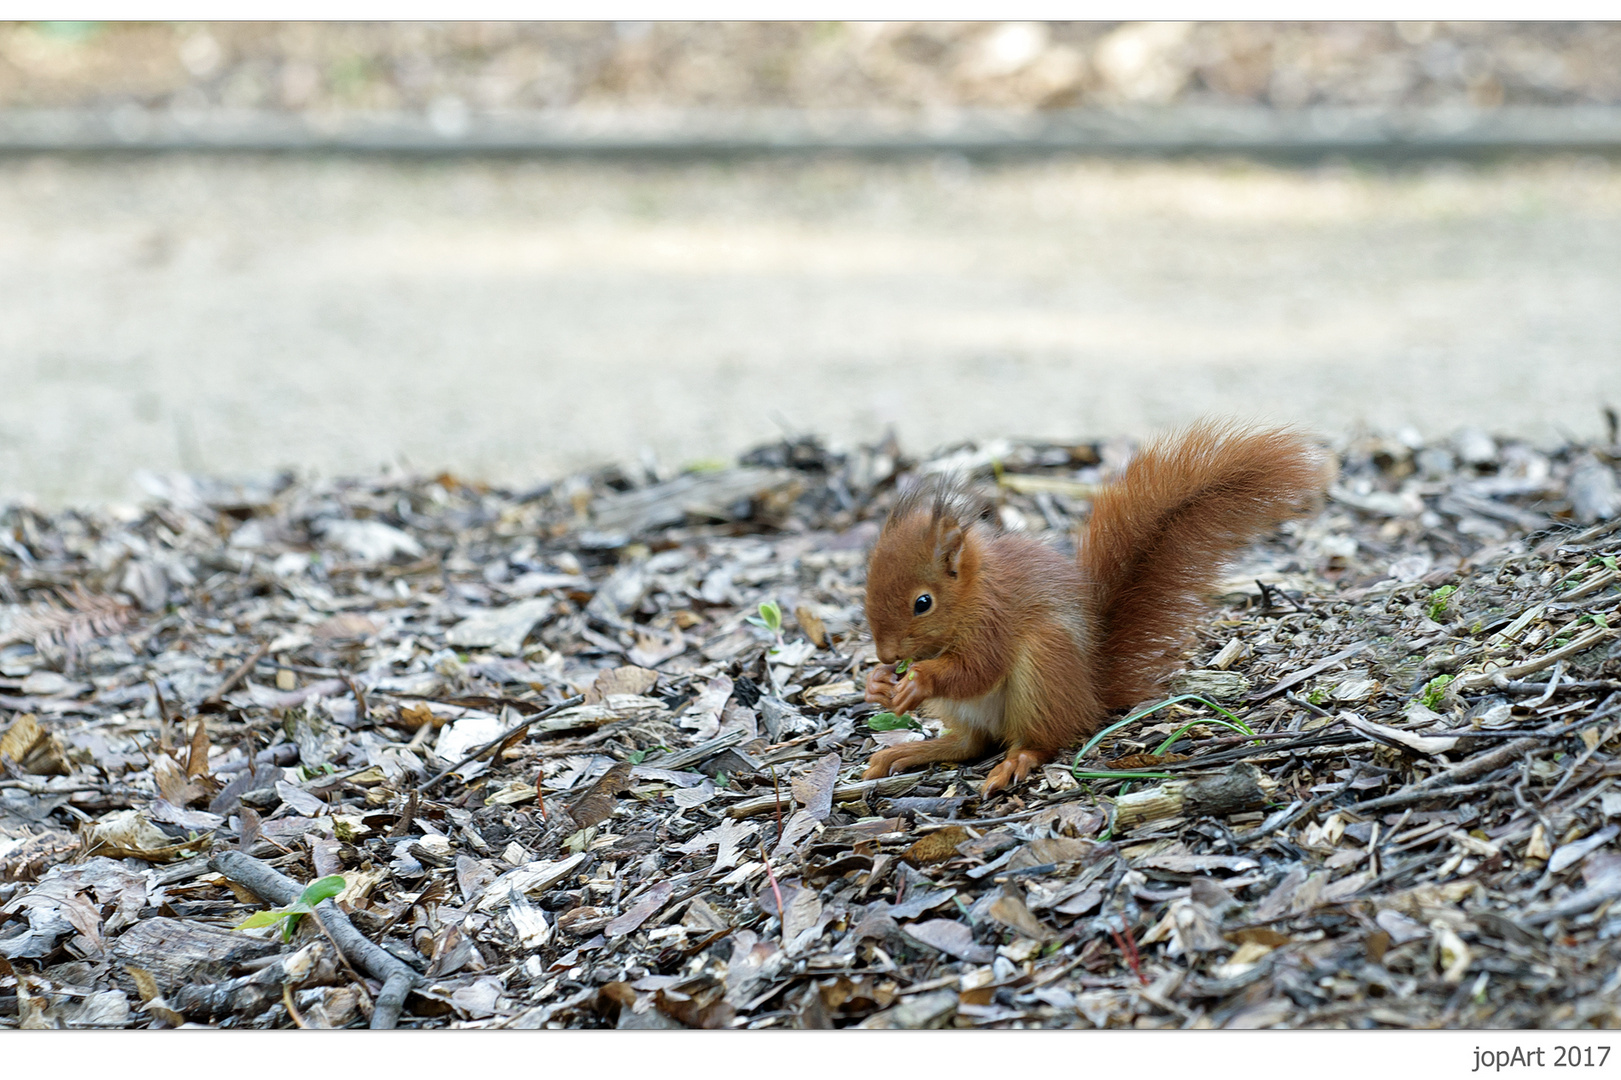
[2,153,1619,504]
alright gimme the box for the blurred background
[2,21,1620,504]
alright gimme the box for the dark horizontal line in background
[3,106,1621,159]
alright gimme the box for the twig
[1542,720,1618,803]
[1247,641,1371,702]
[306,905,376,1011]
[210,850,420,1030]
[1108,924,1147,986]
[1255,579,1306,613]
[281,982,308,1028]
[1452,626,1619,691]
[1425,728,1609,739]
[1140,729,1362,774]
[1342,778,1507,816]
[147,677,171,735]
[415,694,585,793]
[760,841,785,942]
[1529,662,1565,708]
[1344,699,1621,816]
[1284,691,1334,718]
[200,642,271,707]
[1239,765,1364,843]
[346,677,368,728]
[1495,678,1621,696]
[915,808,1047,829]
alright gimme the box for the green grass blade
[1072,693,1258,781]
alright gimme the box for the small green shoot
[868,711,923,732]
[1600,555,1620,574]
[746,600,786,652]
[746,600,783,635]
[1420,675,1453,710]
[627,748,648,764]
[1585,612,1610,631]
[1305,686,1330,706]
[1427,584,1457,622]
[234,874,346,942]
[894,658,913,677]
[298,762,338,782]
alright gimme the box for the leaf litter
[1,424,1620,1028]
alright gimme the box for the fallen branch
[1341,778,1507,816]
[1344,699,1621,816]
[210,850,420,1029]
[200,642,271,707]
[1453,627,1620,691]
[167,939,342,1021]
[1112,764,1278,834]
[1247,641,1371,702]
[726,773,922,818]
[416,693,585,793]
[1240,766,1365,842]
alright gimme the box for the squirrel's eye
[913,593,933,616]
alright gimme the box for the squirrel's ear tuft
[934,516,965,577]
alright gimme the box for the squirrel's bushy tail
[1078,421,1330,712]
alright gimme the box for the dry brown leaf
[153,754,205,808]
[0,713,68,776]
[901,919,994,963]
[568,761,635,829]
[794,605,827,648]
[184,718,211,779]
[398,703,444,730]
[790,752,840,822]
[606,881,675,939]
[985,890,1056,942]
[584,665,659,704]
[310,612,378,641]
[901,826,969,867]
[80,810,210,863]
[0,586,134,657]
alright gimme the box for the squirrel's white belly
[934,685,1008,736]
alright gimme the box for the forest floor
[3,423,1620,1028]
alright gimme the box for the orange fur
[861,421,1329,795]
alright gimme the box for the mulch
[2,423,1619,1028]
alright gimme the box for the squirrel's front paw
[887,663,932,716]
[864,664,899,707]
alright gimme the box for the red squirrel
[861,421,1330,796]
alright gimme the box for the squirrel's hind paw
[980,749,1049,797]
